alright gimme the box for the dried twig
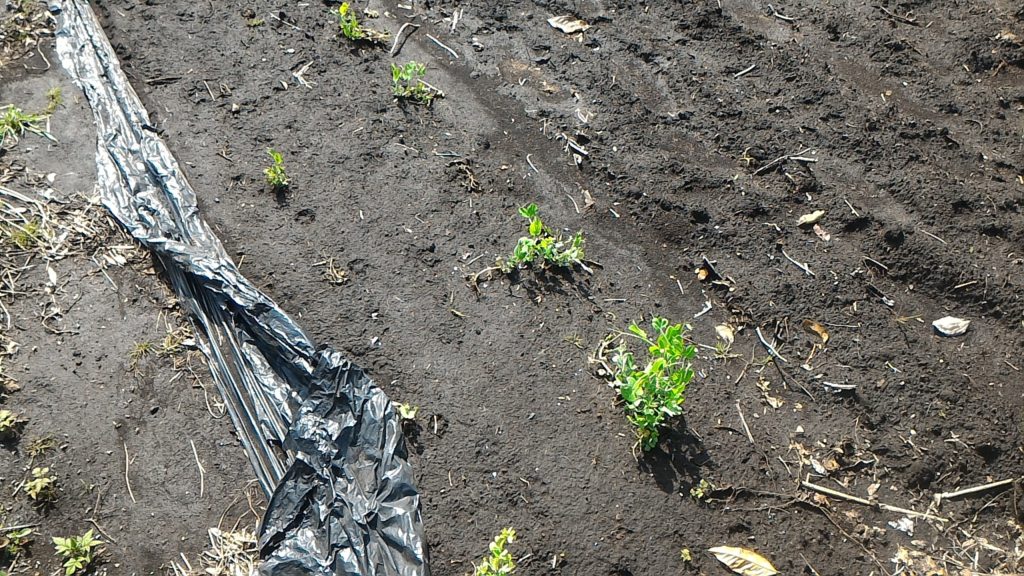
[425,33,458,59]
[191,440,207,498]
[123,441,137,503]
[801,479,948,522]
[735,402,755,445]
[390,22,420,56]
[934,478,1016,506]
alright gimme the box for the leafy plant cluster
[263,148,289,191]
[609,317,696,452]
[474,527,516,576]
[501,203,586,273]
[337,2,388,43]
[391,61,441,106]
[53,530,102,576]
[0,87,60,149]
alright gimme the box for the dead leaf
[812,223,831,241]
[932,316,969,336]
[802,319,830,344]
[547,15,590,34]
[797,210,825,226]
[708,546,779,576]
[582,189,595,208]
[715,324,735,345]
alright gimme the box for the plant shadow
[511,266,593,302]
[637,418,715,496]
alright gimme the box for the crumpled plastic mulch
[51,1,429,573]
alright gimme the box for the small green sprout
[0,409,26,441]
[391,61,442,106]
[396,402,419,421]
[1,526,33,558]
[337,3,388,43]
[247,17,265,27]
[0,104,50,148]
[689,478,715,501]
[53,529,102,576]
[6,218,42,250]
[608,317,696,453]
[44,87,62,114]
[474,528,516,576]
[680,548,693,563]
[23,467,56,502]
[264,148,290,191]
[501,203,587,273]
[26,435,56,459]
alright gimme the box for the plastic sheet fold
[51,1,429,573]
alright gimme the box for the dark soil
[69,0,1024,574]
[0,60,260,573]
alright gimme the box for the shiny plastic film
[51,2,429,574]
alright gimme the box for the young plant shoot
[391,61,442,106]
[52,530,102,576]
[264,148,289,191]
[474,528,516,576]
[609,317,696,453]
[502,203,587,273]
[337,3,389,43]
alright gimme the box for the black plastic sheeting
[51,2,429,574]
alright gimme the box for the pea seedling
[264,148,290,191]
[53,530,102,576]
[337,3,389,44]
[607,317,696,453]
[22,467,56,502]
[474,528,516,576]
[391,61,442,106]
[502,203,588,273]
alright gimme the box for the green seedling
[502,203,587,273]
[5,218,42,250]
[396,403,419,421]
[53,530,102,576]
[247,17,265,27]
[680,548,693,563]
[1,526,33,558]
[0,104,50,148]
[23,467,56,502]
[44,87,62,114]
[264,148,290,191]
[337,3,388,43]
[474,527,516,576]
[391,61,441,106]
[608,317,696,453]
[689,478,715,501]
[0,409,26,441]
[26,435,55,459]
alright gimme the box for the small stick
[566,194,580,214]
[768,4,797,22]
[390,23,420,57]
[801,480,948,522]
[934,478,1016,505]
[86,518,118,544]
[917,228,947,244]
[425,33,459,59]
[733,64,757,79]
[526,154,539,174]
[123,442,136,504]
[190,440,206,498]
[782,249,815,276]
[753,147,812,176]
[843,197,860,217]
[736,402,755,445]
[0,523,37,532]
[755,326,788,363]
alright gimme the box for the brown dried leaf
[547,15,591,33]
[708,546,779,576]
[812,223,831,241]
[802,319,830,344]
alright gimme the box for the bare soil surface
[1,22,260,576]
[40,0,1024,574]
